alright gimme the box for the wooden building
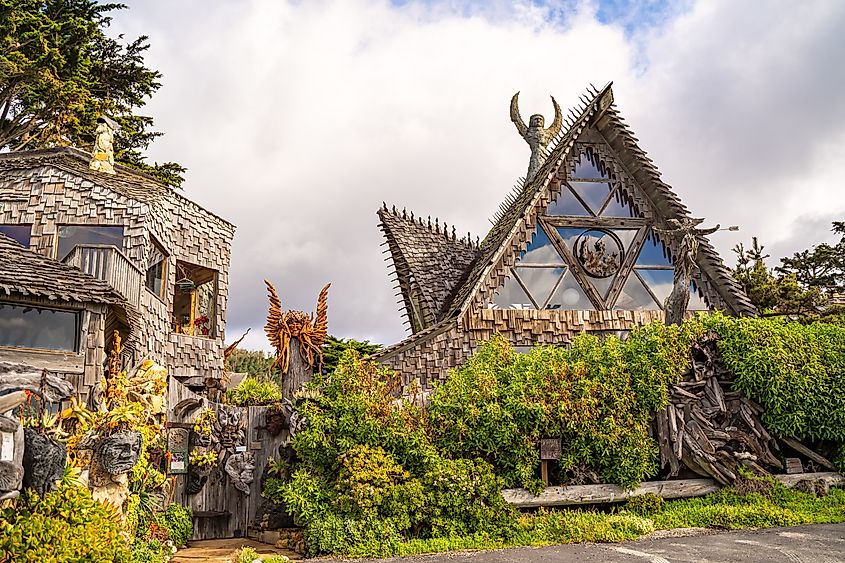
[0,233,138,403]
[0,147,235,398]
[374,84,754,388]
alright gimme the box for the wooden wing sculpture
[264,280,330,375]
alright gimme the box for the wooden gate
[167,379,286,540]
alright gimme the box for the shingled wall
[0,150,235,387]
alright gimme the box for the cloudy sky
[111,0,845,351]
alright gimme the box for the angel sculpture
[654,218,720,326]
[264,280,330,397]
[510,92,563,182]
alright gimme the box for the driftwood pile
[654,332,783,485]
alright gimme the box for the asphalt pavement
[356,523,845,563]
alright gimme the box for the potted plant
[186,447,218,494]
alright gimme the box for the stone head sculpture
[95,430,142,474]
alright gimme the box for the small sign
[0,432,13,461]
[785,457,803,475]
[235,445,247,453]
[540,438,562,461]
[170,452,186,472]
[167,428,190,474]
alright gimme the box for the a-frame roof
[379,84,754,337]
[377,206,479,327]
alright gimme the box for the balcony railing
[62,244,143,307]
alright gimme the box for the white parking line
[611,546,672,563]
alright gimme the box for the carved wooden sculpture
[654,218,720,325]
[0,364,74,499]
[510,92,563,181]
[264,280,330,398]
[224,451,256,495]
[89,115,118,174]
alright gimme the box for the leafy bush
[700,314,845,443]
[428,326,702,491]
[229,546,260,563]
[267,351,518,557]
[156,503,193,547]
[625,493,665,516]
[0,483,131,562]
[227,377,283,406]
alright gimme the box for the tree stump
[284,338,312,400]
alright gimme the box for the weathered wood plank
[780,437,836,471]
[502,478,719,508]
[502,472,844,508]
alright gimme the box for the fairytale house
[0,147,235,399]
[374,84,754,388]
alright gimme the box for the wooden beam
[779,437,837,471]
[501,472,844,508]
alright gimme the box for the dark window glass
[56,225,124,261]
[145,239,168,298]
[0,302,79,352]
[0,225,32,247]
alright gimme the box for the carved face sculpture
[529,114,545,129]
[95,431,142,474]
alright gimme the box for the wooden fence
[167,378,286,540]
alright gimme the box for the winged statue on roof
[510,92,563,182]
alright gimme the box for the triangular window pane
[569,181,612,214]
[572,149,609,179]
[689,281,709,310]
[636,268,674,304]
[592,276,615,300]
[600,189,639,217]
[491,273,533,309]
[556,227,585,250]
[515,267,565,307]
[518,225,564,264]
[546,186,590,216]
[608,229,638,252]
[636,231,673,267]
[614,274,660,310]
[547,271,595,310]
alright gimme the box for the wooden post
[541,461,549,486]
[284,338,312,400]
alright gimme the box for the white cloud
[111,0,845,350]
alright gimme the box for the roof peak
[379,203,480,250]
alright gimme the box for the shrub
[229,546,260,563]
[227,377,283,406]
[0,483,131,562]
[427,326,701,491]
[156,503,193,547]
[701,314,845,443]
[625,493,665,516]
[268,351,518,557]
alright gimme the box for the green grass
[388,482,845,558]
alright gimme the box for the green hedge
[0,483,132,562]
[265,353,516,557]
[270,313,845,557]
[700,314,845,443]
[428,323,703,491]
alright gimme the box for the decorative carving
[22,428,66,496]
[89,115,118,174]
[211,406,245,457]
[574,229,623,278]
[94,430,143,475]
[654,218,720,325]
[265,280,330,400]
[186,470,208,495]
[224,451,256,495]
[510,92,563,181]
